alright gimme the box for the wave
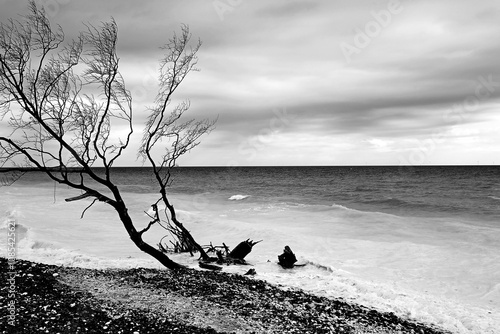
[254,255,500,334]
[358,196,472,218]
[331,203,356,211]
[302,259,336,273]
[240,200,406,222]
[1,210,29,242]
[488,196,500,201]
[1,212,63,253]
[361,197,410,207]
[0,207,158,270]
[228,194,250,201]
[1,227,160,270]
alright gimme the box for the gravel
[0,257,452,334]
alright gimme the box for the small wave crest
[363,197,409,207]
[1,210,29,242]
[331,203,356,211]
[228,194,250,201]
[329,202,402,220]
[302,259,335,273]
[1,222,57,251]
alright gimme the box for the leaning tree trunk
[114,202,184,270]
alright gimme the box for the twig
[81,198,98,219]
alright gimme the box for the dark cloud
[1,0,499,165]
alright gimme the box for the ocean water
[1,166,499,333]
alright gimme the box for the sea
[1,166,499,334]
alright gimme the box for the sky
[1,0,499,166]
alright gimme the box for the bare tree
[0,1,213,269]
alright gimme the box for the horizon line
[1,164,498,171]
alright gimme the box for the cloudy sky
[1,0,499,166]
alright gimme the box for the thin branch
[80,198,98,219]
[65,192,93,202]
[139,219,157,237]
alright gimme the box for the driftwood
[198,261,222,271]
[198,239,262,271]
[228,239,262,261]
[278,245,297,269]
[244,268,256,275]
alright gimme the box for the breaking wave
[228,194,250,201]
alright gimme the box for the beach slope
[1,258,450,334]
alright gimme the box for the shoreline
[1,257,451,333]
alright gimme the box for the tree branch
[1,3,212,270]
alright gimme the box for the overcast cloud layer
[1,0,499,166]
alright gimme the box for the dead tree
[0,1,213,269]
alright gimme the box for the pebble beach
[1,257,451,334]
